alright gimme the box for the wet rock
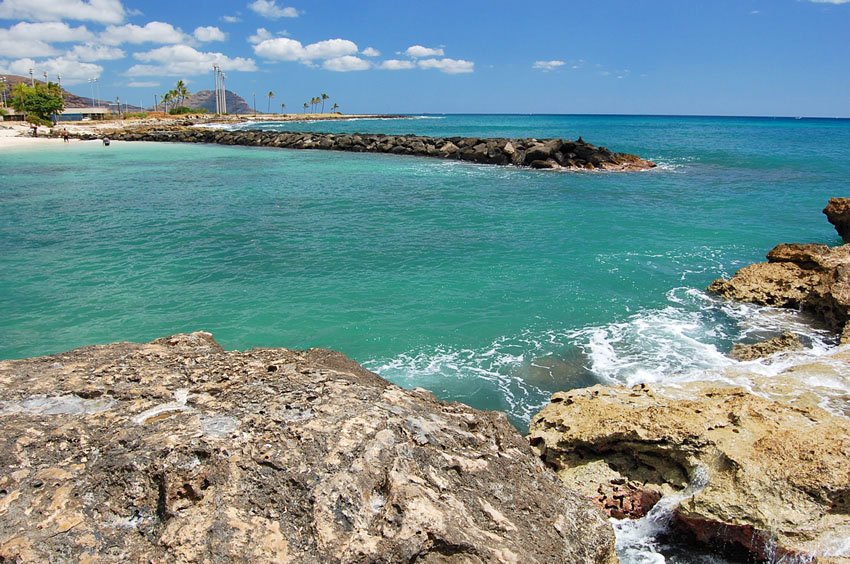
[95,126,656,172]
[708,243,850,342]
[529,383,850,561]
[824,198,850,243]
[0,333,616,563]
[729,331,803,361]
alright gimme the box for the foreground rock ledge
[529,383,850,561]
[0,332,615,563]
[77,126,656,172]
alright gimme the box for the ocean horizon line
[378,112,850,121]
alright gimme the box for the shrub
[169,106,207,115]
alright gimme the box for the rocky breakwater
[0,332,616,563]
[528,383,850,561]
[86,126,656,172]
[708,242,850,344]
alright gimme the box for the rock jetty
[529,382,850,562]
[825,197,850,243]
[708,242,850,343]
[78,126,656,172]
[0,332,616,563]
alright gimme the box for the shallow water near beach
[2,114,849,562]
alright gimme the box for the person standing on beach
[62,129,69,143]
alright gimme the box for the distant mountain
[182,90,252,115]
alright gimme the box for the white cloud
[532,60,566,72]
[303,39,358,60]
[194,26,227,42]
[0,57,103,84]
[101,22,189,46]
[405,45,444,58]
[379,59,415,70]
[248,0,300,19]
[67,43,125,61]
[127,45,257,76]
[0,22,94,59]
[809,0,849,3]
[417,57,474,74]
[361,47,380,57]
[0,0,126,24]
[323,55,370,72]
[127,80,159,87]
[254,37,358,63]
[220,15,241,23]
[248,28,274,44]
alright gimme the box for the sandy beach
[0,113,400,149]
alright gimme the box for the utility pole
[29,68,34,86]
[154,94,159,112]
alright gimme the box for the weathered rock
[0,332,616,563]
[529,383,850,561]
[728,331,803,361]
[75,126,656,172]
[708,243,850,342]
[824,198,850,243]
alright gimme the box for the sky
[0,0,848,117]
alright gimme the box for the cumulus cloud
[379,59,415,70]
[248,0,300,19]
[405,45,444,58]
[220,15,241,23]
[361,47,380,57]
[0,22,94,59]
[67,43,125,61]
[254,37,358,62]
[127,80,159,87]
[417,57,474,74]
[127,45,257,76]
[323,55,370,72]
[248,28,274,44]
[194,26,227,42]
[532,60,566,71]
[0,0,126,24]
[101,22,189,45]
[0,56,103,84]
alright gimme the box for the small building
[1,107,113,122]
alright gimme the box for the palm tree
[331,102,339,113]
[313,96,320,112]
[303,102,308,113]
[267,91,274,114]
[162,91,173,112]
[321,93,329,113]
[280,102,286,114]
[175,80,189,106]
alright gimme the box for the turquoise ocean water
[2,114,849,561]
[2,115,848,428]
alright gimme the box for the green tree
[175,80,189,106]
[267,91,274,113]
[280,102,286,113]
[331,102,339,113]
[162,91,173,112]
[10,82,64,126]
[321,92,329,113]
[303,102,308,113]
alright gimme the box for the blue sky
[1,0,848,116]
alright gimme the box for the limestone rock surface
[0,332,616,563]
[825,198,850,243]
[729,331,803,361]
[708,243,850,343]
[528,383,850,562]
